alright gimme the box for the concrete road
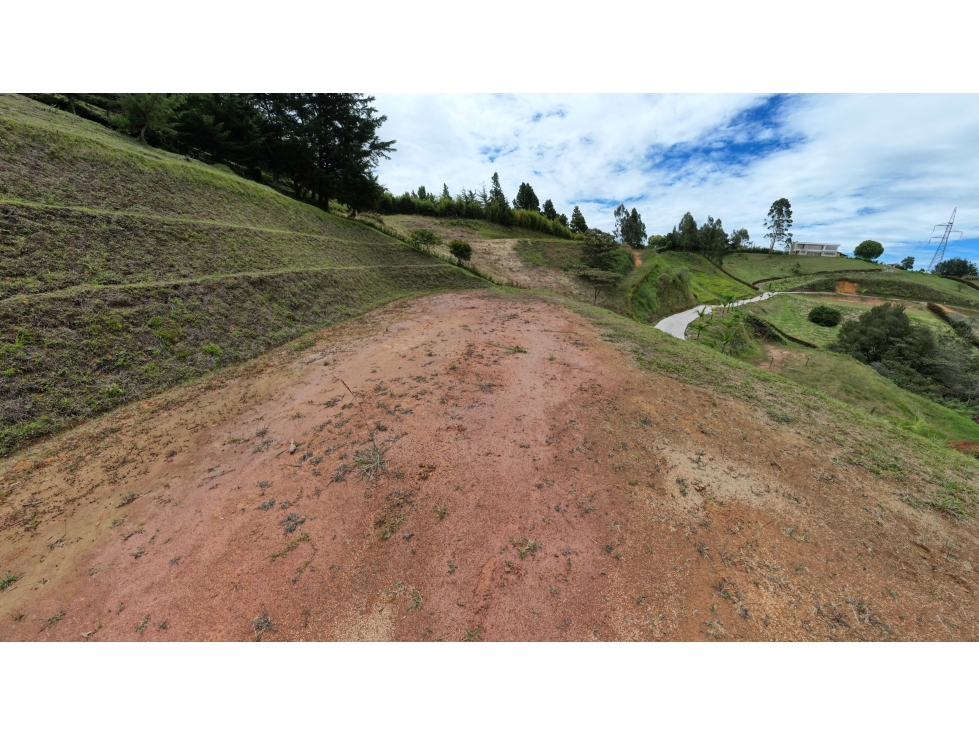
[654,292,778,340]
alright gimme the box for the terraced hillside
[724,251,884,284]
[0,94,484,455]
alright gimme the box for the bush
[448,240,472,263]
[408,229,442,251]
[807,305,842,327]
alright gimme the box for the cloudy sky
[372,94,979,265]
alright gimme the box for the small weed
[434,504,448,520]
[270,533,310,561]
[462,626,482,641]
[252,608,276,641]
[354,437,390,483]
[406,589,423,612]
[447,559,457,574]
[331,463,351,483]
[159,619,169,630]
[449,363,458,371]
[0,571,22,590]
[258,498,276,510]
[256,426,269,438]
[511,537,541,559]
[696,543,711,559]
[257,480,272,489]
[135,614,150,634]
[280,512,306,535]
[169,556,181,566]
[117,492,138,508]
[507,345,528,354]
[252,439,273,454]
[41,608,65,631]
[676,477,688,497]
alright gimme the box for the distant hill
[0,94,484,455]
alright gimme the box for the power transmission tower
[926,207,963,271]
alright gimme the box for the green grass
[762,342,979,444]
[764,269,979,309]
[382,213,572,242]
[723,252,883,284]
[742,294,954,348]
[658,252,756,303]
[0,94,487,456]
[513,239,583,270]
[541,293,979,518]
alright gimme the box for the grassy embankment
[686,293,979,445]
[658,251,757,303]
[380,213,574,243]
[762,270,979,309]
[547,293,979,518]
[0,94,485,456]
[723,251,884,284]
[741,294,955,348]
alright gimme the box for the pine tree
[513,182,540,212]
[542,199,558,220]
[569,205,588,234]
[620,208,647,248]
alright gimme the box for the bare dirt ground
[2,292,978,641]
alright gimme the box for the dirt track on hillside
[2,292,978,641]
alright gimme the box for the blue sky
[371,94,979,266]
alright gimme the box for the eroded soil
[2,292,978,641]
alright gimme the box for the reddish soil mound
[2,292,978,641]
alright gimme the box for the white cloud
[371,93,979,264]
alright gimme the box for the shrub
[448,239,472,263]
[408,228,442,251]
[808,305,842,327]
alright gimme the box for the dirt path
[2,292,978,641]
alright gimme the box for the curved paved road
[655,291,778,339]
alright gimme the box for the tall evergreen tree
[513,182,540,212]
[112,93,182,143]
[621,208,647,248]
[569,205,588,234]
[678,212,700,252]
[542,199,558,220]
[764,198,793,254]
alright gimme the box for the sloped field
[0,95,484,455]
[2,292,978,641]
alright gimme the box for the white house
[790,242,840,257]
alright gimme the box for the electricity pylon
[926,208,963,271]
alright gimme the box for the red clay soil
[2,292,979,641]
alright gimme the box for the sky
[371,94,979,266]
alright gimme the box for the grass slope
[381,213,573,243]
[742,294,954,348]
[723,252,883,284]
[0,94,485,455]
[765,269,979,309]
[658,252,756,304]
[553,295,978,518]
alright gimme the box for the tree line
[30,93,396,215]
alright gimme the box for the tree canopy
[934,257,979,277]
[542,199,558,220]
[764,198,793,253]
[854,239,884,261]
